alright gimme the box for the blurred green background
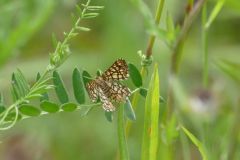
[0,0,240,159]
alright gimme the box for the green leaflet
[72,68,85,104]
[40,101,59,113]
[128,63,142,87]
[104,111,113,122]
[124,98,136,121]
[61,103,77,112]
[19,104,41,117]
[53,71,69,104]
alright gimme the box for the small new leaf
[77,26,91,32]
[82,13,99,19]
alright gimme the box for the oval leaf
[82,70,92,87]
[139,88,165,103]
[53,71,69,104]
[105,111,113,122]
[72,68,85,104]
[128,63,142,87]
[40,101,59,113]
[124,98,136,121]
[5,112,22,122]
[19,105,41,116]
[61,103,77,112]
[96,69,102,76]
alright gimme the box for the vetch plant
[0,0,238,159]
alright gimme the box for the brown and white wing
[105,81,131,103]
[102,59,129,81]
[97,86,115,112]
[86,80,98,102]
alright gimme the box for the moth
[86,59,131,112]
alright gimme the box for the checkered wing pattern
[97,87,115,112]
[105,81,131,102]
[86,81,98,102]
[86,59,131,112]
[102,59,129,81]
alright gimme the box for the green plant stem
[126,0,165,138]
[170,0,207,74]
[202,4,209,88]
[146,0,165,59]
[118,105,129,160]
[167,0,207,118]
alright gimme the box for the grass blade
[141,64,160,160]
[181,126,209,160]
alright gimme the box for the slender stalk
[146,0,165,59]
[167,0,207,118]
[202,4,209,88]
[170,0,207,74]
[118,105,129,160]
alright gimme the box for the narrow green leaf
[139,88,165,103]
[40,101,59,113]
[76,26,91,32]
[53,71,69,104]
[124,98,136,121]
[82,70,92,87]
[205,0,225,29]
[19,105,41,116]
[96,69,102,76]
[11,74,21,101]
[141,64,160,160]
[82,13,99,19]
[72,68,85,104]
[11,69,30,99]
[5,112,22,122]
[128,63,142,87]
[16,69,30,93]
[104,111,113,122]
[87,6,104,11]
[215,59,240,83]
[166,12,176,43]
[61,103,77,112]
[181,126,208,160]
[10,87,18,102]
